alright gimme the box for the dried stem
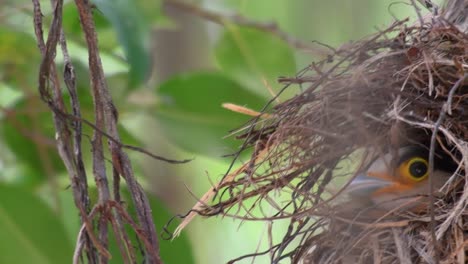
[31,0,174,262]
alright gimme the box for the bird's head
[345,145,456,213]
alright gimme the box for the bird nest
[175,2,468,264]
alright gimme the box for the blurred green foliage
[215,27,296,98]
[0,184,72,264]
[0,0,423,263]
[156,72,267,155]
[93,0,152,86]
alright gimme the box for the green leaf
[0,99,64,186]
[155,72,267,155]
[0,185,73,264]
[0,27,39,67]
[0,83,23,108]
[215,27,296,99]
[92,0,151,87]
[0,27,41,86]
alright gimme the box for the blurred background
[0,0,440,263]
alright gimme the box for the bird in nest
[339,145,458,218]
[303,146,461,263]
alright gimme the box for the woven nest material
[178,1,468,263]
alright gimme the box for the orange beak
[346,173,393,198]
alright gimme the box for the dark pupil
[409,161,428,178]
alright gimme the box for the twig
[33,0,100,262]
[428,104,445,264]
[74,0,163,262]
[73,225,86,264]
[428,73,467,263]
[33,0,169,262]
[163,0,334,55]
[44,105,191,164]
[110,201,161,262]
[410,0,426,27]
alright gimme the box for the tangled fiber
[175,1,468,263]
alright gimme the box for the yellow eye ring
[399,157,429,182]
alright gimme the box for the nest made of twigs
[179,2,468,264]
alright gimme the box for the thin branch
[54,108,191,164]
[163,0,334,55]
[428,73,467,263]
[74,0,163,262]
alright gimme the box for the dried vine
[31,0,188,263]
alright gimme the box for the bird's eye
[400,157,429,181]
